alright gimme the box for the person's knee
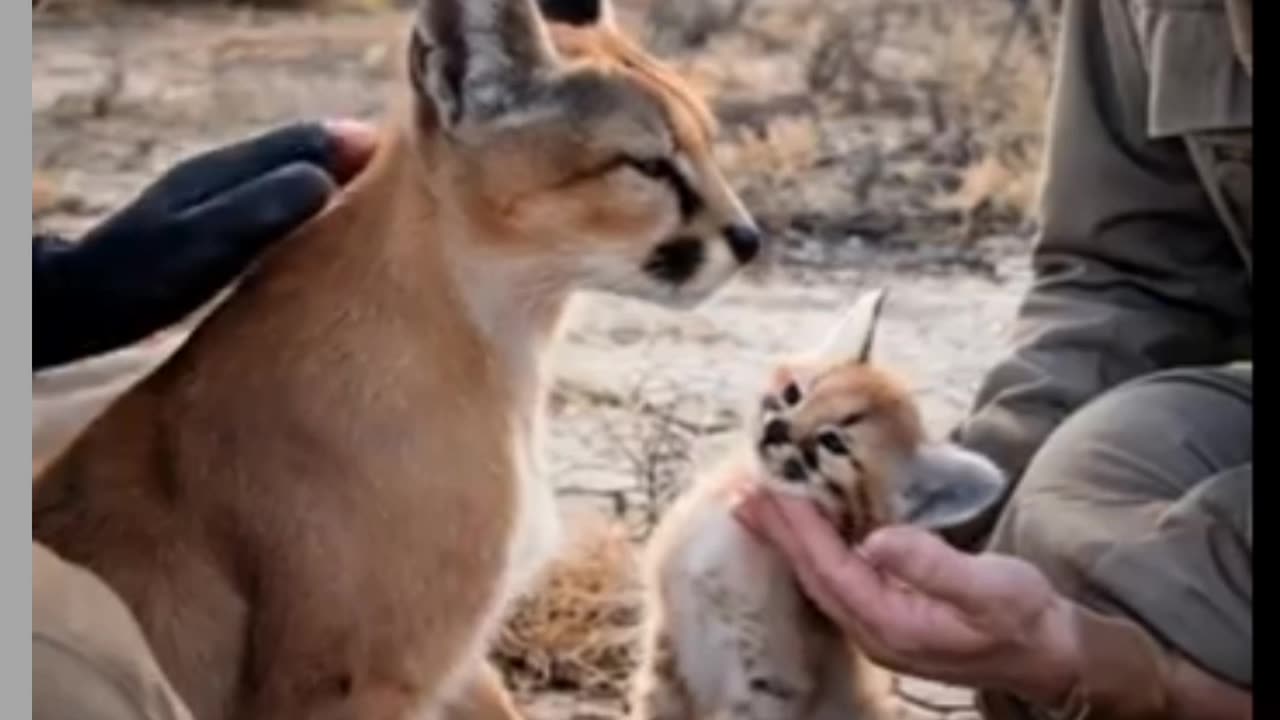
[1024,366,1249,499]
[989,367,1252,595]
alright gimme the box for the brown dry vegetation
[33,1,1056,718]
[492,513,644,712]
[34,0,1055,250]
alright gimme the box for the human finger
[149,121,348,211]
[321,119,379,184]
[769,495,913,633]
[862,525,997,618]
[750,494,858,624]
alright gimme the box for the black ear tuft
[410,0,560,132]
[537,0,603,25]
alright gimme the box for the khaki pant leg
[34,543,193,720]
[977,366,1251,718]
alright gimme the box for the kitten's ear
[816,288,888,364]
[537,0,616,27]
[410,0,561,132]
[894,442,1007,532]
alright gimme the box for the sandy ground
[34,2,1051,717]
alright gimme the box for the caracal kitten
[632,289,1007,720]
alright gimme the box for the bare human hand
[733,491,1080,707]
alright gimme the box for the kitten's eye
[818,431,847,454]
[840,411,866,426]
[782,383,802,406]
[625,156,676,180]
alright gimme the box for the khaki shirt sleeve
[947,0,1251,548]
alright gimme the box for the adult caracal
[32,0,761,718]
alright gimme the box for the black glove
[34,121,366,371]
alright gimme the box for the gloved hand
[33,120,378,371]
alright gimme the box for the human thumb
[863,525,987,612]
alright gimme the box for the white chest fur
[500,401,562,602]
[445,246,567,611]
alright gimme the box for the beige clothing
[948,0,1252,717]
[34,543,194,720]
[33,335,195,719]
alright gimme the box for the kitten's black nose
[763,418,790,445]
[782,458,808,483]
[723,224,762,264]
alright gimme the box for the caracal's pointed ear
[410,0,561,132]
[894,442,1008,533]
[815,288,889,365]
[537,0,617,27]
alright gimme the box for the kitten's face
[752,358,924,541]
[747,288,1008,540]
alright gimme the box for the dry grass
[929,7,1051,227]
[492,511,644,707]
[488,366,735,711]
[35,0,1055,251]
[719,116,823,184]
[650,0,1055,247]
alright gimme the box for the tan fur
[631,291,1007,720]
[440,665,525,720]
[32,2,758,719]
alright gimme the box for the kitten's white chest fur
[640,473,880,720]
[668,497,815,707]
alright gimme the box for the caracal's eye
[625,156,677,181]
[781,383,802,407]
[840,411,866,426]
[817,431,847,454]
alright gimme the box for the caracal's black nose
[723,224,762,264]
